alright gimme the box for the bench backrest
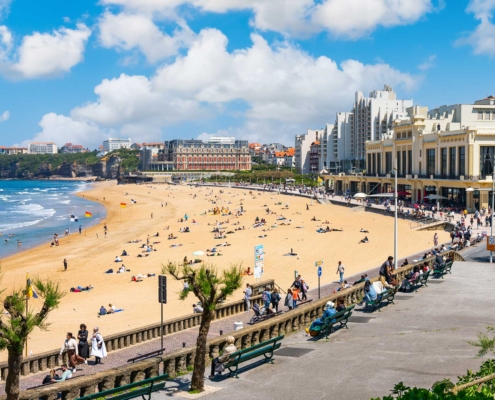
[323,305,354,323]
[76,374,168,400]
[229,335,285,359]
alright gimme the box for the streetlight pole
[492,165,494,263]
[394,158,398,271]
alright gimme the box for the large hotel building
[141,137,251,171]
[321,96,495,212]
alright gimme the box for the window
[367,154,372,173]
[377,153,382,175]
[427,149,435,176]
[480,146,495,177]
[402,150,406,175]
[459,146,465,176]
[486,112,491,120]
[479,111,483,120]
[385,152,392,173]
[397,151,401,174]
[449,147,456,176]
[441,148,447,176]
[408,150,412,174]
[419,149,422,157]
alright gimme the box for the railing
[5,252,464,400]
[452,372,495,394]
[0,279,276,381]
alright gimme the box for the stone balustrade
[0,279,275,381]
[4,252,464,400]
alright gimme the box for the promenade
[155,261,490,399]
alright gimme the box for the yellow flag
[26,273,38,299]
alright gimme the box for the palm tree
[162,262,243,392]
[0,276,65,400]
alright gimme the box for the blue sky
[0,0,494,149]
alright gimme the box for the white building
[351,85,412,168]
[103,138,131,152]
[28,142,58,154]
[295,129,320,174]
[319,112,353,174]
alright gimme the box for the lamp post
[394,158,398,270]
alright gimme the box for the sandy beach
[0,181,450,360]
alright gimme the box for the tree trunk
[190,310,214,392]
[6,349,22,400]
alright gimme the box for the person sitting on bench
[353,274,367,285]
[359,279,377,306]
[209,336,237,378]
[51,364,72,383]
[307,301,336,332]
[435,253,445,268]
[400,266,420,291]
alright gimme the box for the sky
[0,0,494,149]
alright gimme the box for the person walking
[336,261,345,284]
[433,233,438,247]
[243,283,252,312]
[300,279,308,301]
[77,324,90,361]
[271,288,281,312]
[284,289,293,310]
[63,259,68,271]
[91,327,107,365]
[261,286,271,309]
[60,332,85,372]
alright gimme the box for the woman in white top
[60,332,85,372]
[91,327,107,365]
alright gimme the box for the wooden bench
[320,305,355,339]
[127,348,165,363]
[366,287,397,312]
[77,374,168,400]
[224,335,284,378]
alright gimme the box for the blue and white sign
[317,266,322,277]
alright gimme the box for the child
[292,288,299,309]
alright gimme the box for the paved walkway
[155,261,490,399]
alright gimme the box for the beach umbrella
[192,251,205,256]
[353,192,367,199]
[424,194,448,200]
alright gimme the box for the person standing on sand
[433,233,438,246]
[336,261,345,284]
[151,213,153,219]
[79,225,82,234]
[63,259,68,271]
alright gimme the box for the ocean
[0,180,106,258]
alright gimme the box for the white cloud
[418,54,436,71]
[101,0,434,38]
[32,28,416,147]
[27,113,109,150]
[456,0,495,55]
[0,110,9,121]
[0,23,91,79]
[98,11,194,63]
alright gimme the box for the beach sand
[0,181,450,360]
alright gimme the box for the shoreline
[0,176,102,182]
[0,181,107,261]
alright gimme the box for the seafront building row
[314,94,495,212]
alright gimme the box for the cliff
[0,150,139,179]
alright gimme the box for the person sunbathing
[114,256,122,262]
[360,228,369,233]
[117,265,126,273]
[169,244,183,248]
[359,236,369,244]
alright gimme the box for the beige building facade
[322,98,495,212]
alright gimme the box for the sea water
[0,180,106,258]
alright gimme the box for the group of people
[45,325,107,384]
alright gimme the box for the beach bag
[309,326,321,337]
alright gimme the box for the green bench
[224,335,284,378]
[77,374,168,400]
[434,260,453,278]
[405,270,431,292]
[366,287,397,312]
[319,305,355,339]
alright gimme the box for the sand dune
[0,181,449,360]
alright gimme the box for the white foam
[0,219,43,231]
[59,200,71,204]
